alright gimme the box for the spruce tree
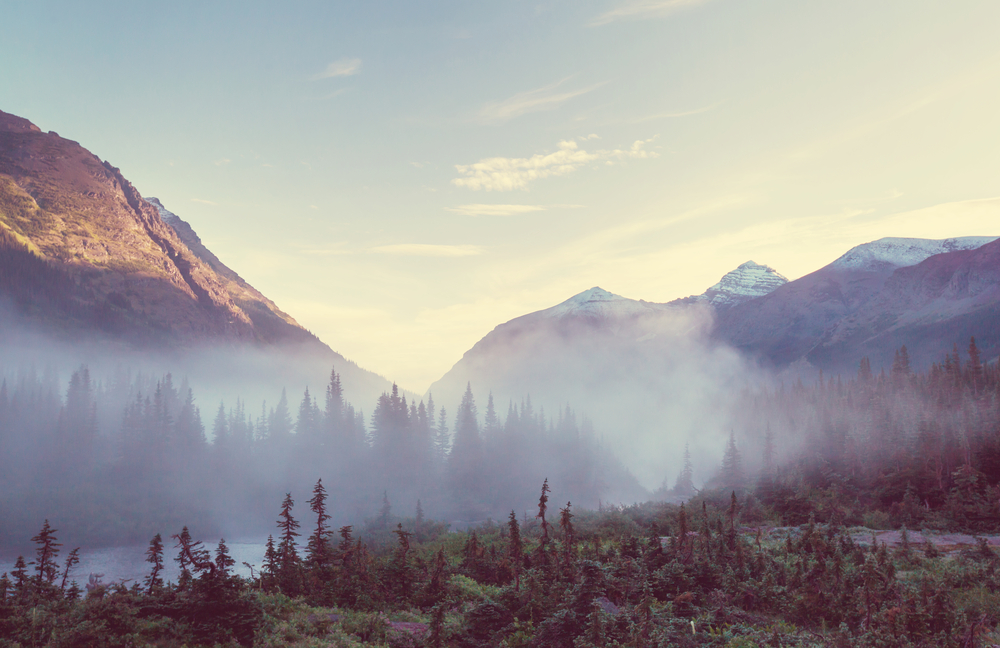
[31,520,61,589]
[536,478,551,548]
[262,535,278,590]
[507,510,523,590]
[144,534,165,594]
[378,491,392,529]
[307,479,332,571]
[721,431,744,489]
[215,539,235,579]
[175,526,194,586]
[276,493,302,594]
[673,443,695,496]
[60,548,80,593]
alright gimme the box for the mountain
[0,108,393,404]
[713,236,998,371]
[426,286,742,488]
[673,260,787,309]
[806,237,1000,371]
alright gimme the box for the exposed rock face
[0,108,313,348]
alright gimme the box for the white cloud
[313,58,362,79]
[452,138,660,191]
[370,244,483,257]
[191,198,217,205]
[447,204,547,217]
[477,79,605,123]
[591,0,711,26]
[214,158,231,166]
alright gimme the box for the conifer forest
[2,340,1000,647]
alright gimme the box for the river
[0,539,268,587]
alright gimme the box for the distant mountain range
[428,236,999,410]
[716,236,999,373]
[0,108,393,404]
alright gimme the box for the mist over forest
[5,283,999,556]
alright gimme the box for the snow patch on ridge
[830,237,997,271]
[545,287,663,319]
[700,261,787,307]
[145,197,180,226]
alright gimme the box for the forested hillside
[0,364,646,548]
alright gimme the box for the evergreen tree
[673,443,695,496]
[721,431,744,489]
[433,405,450,468]
[378,491,392,529]
[175,526,194,586]
[507,510,523,590]
[537,478,551,547]
[144,534,165,594]
[31,520,61,589]
[262,535,278,590]
[215,539,235,579]
[858,356,873,384]
[60,548,80,593]
[307,479,332,573]
[276,493,302,593]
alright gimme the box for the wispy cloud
[447,204,548,217]
[313,58,362,80]
[191,198,217,205]
[370,244,483,257]
[478,79,605,123]
[452,138,659,191]
[214,158,231,166]
[591,0,711,26]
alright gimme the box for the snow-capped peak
[544,287,659,319]
[829,236,998,271]
[677,260,787,309]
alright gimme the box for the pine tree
[507,510,523,590]
[858,357,873,384]
[307,479,332,572]
[536,478,551,548]
[276,493,302,594]
[337,526,354,569]
[673,443,695,496]
[378,491,392,529]
[215,539,236,579]
[433,406,450,468]
[559,501,575,570]
[721,431,744,489]
[449,384,482,486]
[175,526,194,586]
[144,534,165,594]
[11,556,28,598]
[31,520,61,592]
[60,548,80,593]
[262,535,278,590]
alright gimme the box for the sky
[2,0,1000,393]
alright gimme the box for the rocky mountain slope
[673,261,787,308]
[805,237,1000,371]
[0,108,394,404]
[713,236,998,371]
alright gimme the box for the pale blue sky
[3,1,1000,391]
